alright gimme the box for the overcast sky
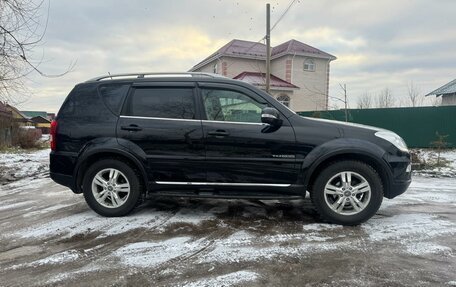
[18,0,456,112]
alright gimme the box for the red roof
[234,72,298,89]
[272,39,336,59]
[190,39,336,71]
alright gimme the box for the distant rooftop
[426,79,456,96]
[21,111,48,119]
[190,39,336,71]
[234,72,298,89]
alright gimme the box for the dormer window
[304,59,315,72]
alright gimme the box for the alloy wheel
[91,168,131,209]
[323,171,371,215]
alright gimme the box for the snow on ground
[412,148,456,177]
[0,148,455,286]
[179,271,259,287]
[0,148,49,183]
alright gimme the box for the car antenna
[108,72,113,80]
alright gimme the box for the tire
[310,160,383,226]
[83,159,143,217]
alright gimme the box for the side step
[148,190,304,200]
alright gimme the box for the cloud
[13,0,456,112]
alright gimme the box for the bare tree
[407,81,423,107]
[376,88,395,108]
[0,0,74,104]
[357,92,372,109]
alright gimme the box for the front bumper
[384,153,412,199]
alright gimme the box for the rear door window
[124,87,196,119]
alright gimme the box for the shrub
[12,125,42,149]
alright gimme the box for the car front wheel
[311,160,383,225]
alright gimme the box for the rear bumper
[50,172,76,193]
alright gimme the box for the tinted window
[202,89,266,123]
[126,88,195,119]
[58,84,101,119]
[99,84,130,115]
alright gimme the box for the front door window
[201,89,266,123]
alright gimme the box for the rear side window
[99,84,130,115]
[58,84,100,118]
[124,87,195,119]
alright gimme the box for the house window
[304,58,315,71]
[277,94,290,107]
[213,63,218,74]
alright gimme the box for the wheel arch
[302,140,393,198]
[74,148,148,194]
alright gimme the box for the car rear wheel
[311,160,383,225]
[83,159,142,217]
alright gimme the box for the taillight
[50,120,58,151]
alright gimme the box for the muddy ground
[0,153,455,286]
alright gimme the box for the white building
[189,39,336,111]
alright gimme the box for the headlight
[375,131,408,152]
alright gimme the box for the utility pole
[265,3,271,94]
[339,83,348,122]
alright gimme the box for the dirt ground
[0,153,456,286]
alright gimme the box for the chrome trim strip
[202,120,266,126]
[155,181,291,187]
[119,115,201,122]
[119,115,265,126]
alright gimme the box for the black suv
[50,72,411,225]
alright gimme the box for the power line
[270,0,297,32]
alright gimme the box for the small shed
[426,79,456,106]
[31,116,51,134]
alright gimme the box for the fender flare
[301,138,393,191]
[73,137,148,193]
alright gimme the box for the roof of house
[426,79,456,96]
[234,72,298,89]
[21,111,48,119]
[190,39,336,71]
[31,116,51,124]
[7,104,30,120]
[0,102,12,118]
[0,102,9,113]
[272,39,336,59]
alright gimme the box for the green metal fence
[298,106,456,148]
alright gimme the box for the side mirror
[261,107,282,127]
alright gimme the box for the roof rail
[86,72,224,82]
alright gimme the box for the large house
[190,39,336,111]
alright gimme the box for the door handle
[121,124,142,132]
[207,129,230,137]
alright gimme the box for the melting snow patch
[0,149,49,182]
[406,242,453,256]
[197,231,349,264]
[9,250,81,270]
[114,237,205,268]
[363,213,456,242]
[180,270,259,287]
[15,210,170,239]
[157,208,216,230]
[32,250,81,265]
[302,223,343,232]
[0,200,35,211]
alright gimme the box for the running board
[148,190,304,200]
